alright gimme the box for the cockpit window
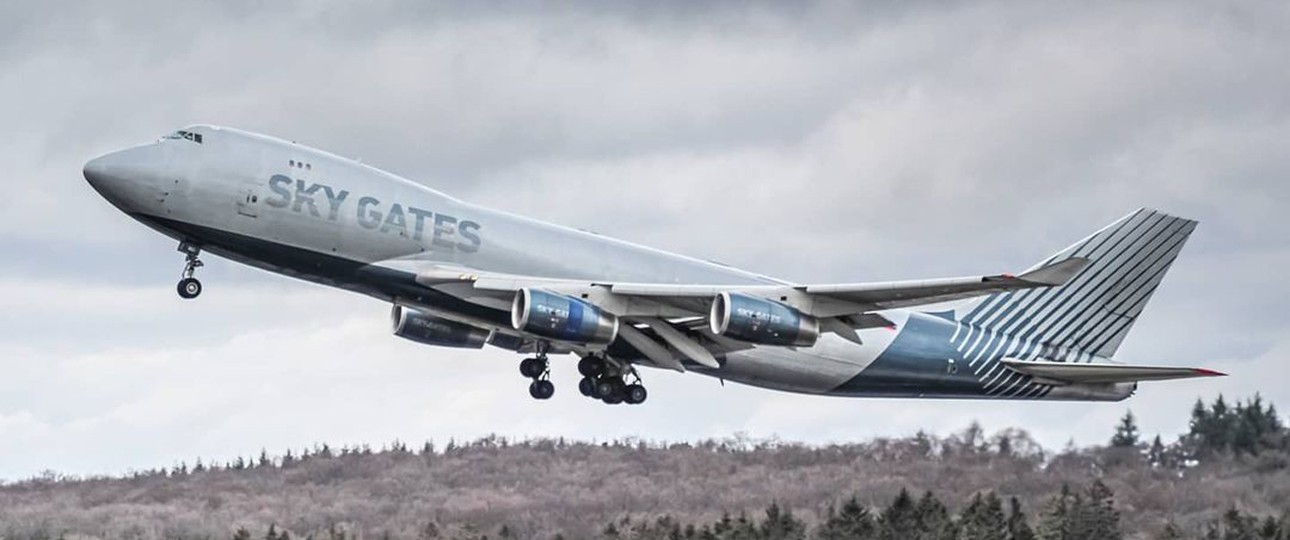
[164,130,203,144]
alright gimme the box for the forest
[0,394,1286,540]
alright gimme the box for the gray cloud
[1,0,1288,479]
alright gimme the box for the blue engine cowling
[511,288,619,345]
[709,292,820,347]
[391,305,490,349]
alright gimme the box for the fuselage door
[236,181,260,218]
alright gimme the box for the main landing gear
[519,343,555,400]
[176,242,204,300]
[577,355,648,405]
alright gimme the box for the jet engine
[391,305,490,349]
[709,292,820,347]
[511,288,619,345]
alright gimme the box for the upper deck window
[164,130,203,144]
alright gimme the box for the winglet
[1017,257,1090,286]
[1190,367,1228,377]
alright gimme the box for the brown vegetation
[0,396,1287,540]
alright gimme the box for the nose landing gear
[176,242,204,300]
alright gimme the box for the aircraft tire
[624,384,647,405]
[519,358,544,378]
[578,356,605,377]
[593,379,619,399]
[177,278,202,299]
[578,377,594,397]
[529,380,555,400]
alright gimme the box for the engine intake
[391,305,490,349]
[512,288,619,345]
[710,292,820,347]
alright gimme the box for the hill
[0,395,1287,540]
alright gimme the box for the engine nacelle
[511,288,619,345]
[391,305,490,349]
[709,292,820,347]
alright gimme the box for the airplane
[83,125,1224,405]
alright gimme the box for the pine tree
[1007,496,1036,540]
[1257,516,1280,540]
[1111,410,1140,448]
[879,488,920,540]
[959,492,1008,540]
[732,511,758,539]
[1189,398,1213,456]
[760,502,806,540]
[913,490,956,540]
[1147,435,1167,468]
[815,496,877,540]
[232,528,252,540]
[1220,507,1258,540]
[1037,485,1073,540]
[1211,395,1234,452]
[1073,480,1121,540]
[265,524,280,540]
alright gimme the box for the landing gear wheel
[177,277,202,299]
[578,377,595,397]
[176,242,205,299]
[519,357,546,378]
[602,391,624,405]
[593,379,621,400]
[624,384,648,405]
[578,356,606,377]
[529,379,555,400]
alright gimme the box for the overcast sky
[1,0,1288,480]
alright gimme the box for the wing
[1001,359,1226,385]
[400,256,1088,319]
[376,257,1088,370]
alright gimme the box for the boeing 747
[83,125,1223,405]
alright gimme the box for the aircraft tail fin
[959,208,1197,359]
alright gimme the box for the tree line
[221,479,1290,540]
[1,394,1287,540]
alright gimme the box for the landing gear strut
[520,342,555,400]
[578,355,647,405]
[176,242,204,299]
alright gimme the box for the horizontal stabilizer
[1001,359,1225,385]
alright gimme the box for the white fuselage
[83,125,1134,401]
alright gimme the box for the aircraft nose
[82,154,113,188]
[83,145,167,211]
[83,146,162,189]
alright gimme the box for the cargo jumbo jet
[83,125,1223,405]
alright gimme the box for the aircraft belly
[692,318,903,394]
[134,214,514,329]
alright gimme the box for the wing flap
[1001,359,1226,385]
